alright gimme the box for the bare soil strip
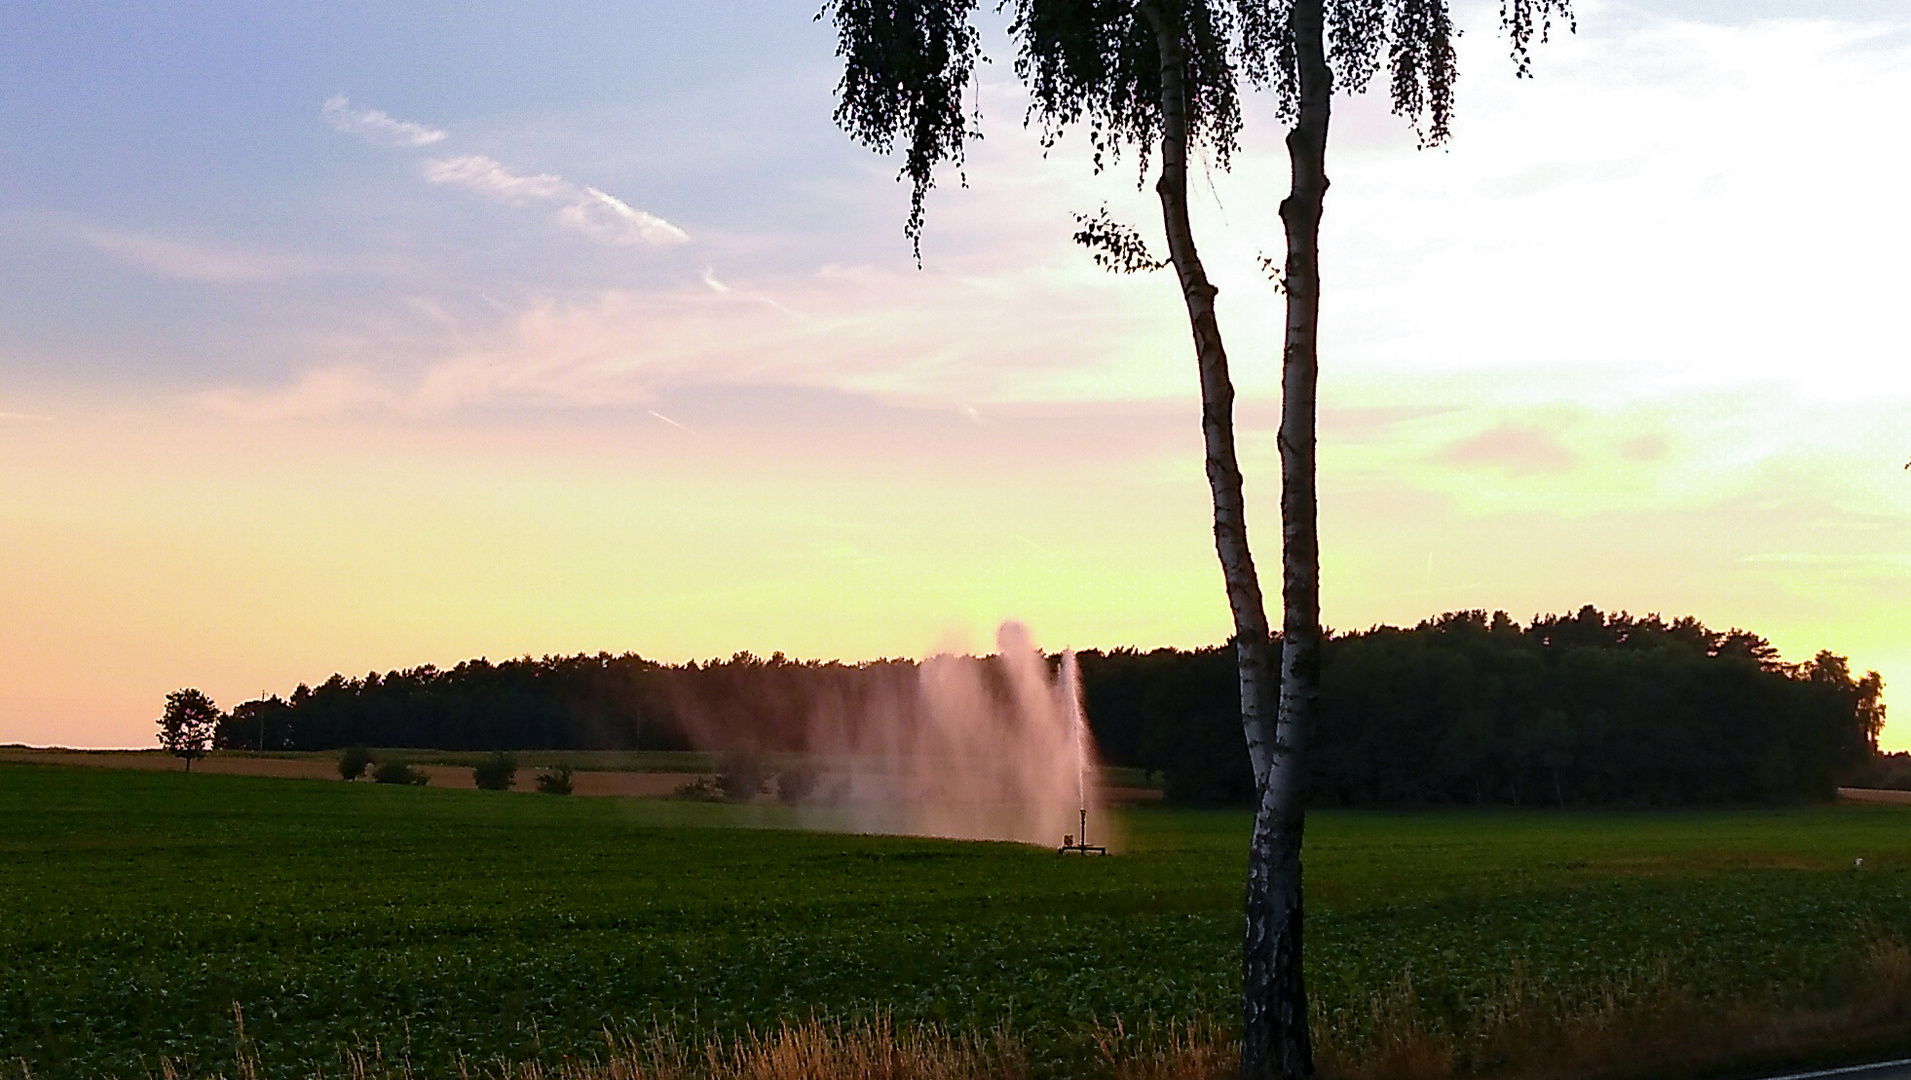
[0,747,1164,802]
[0,748,706,795]
[1838,788,1911,805]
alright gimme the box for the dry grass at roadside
[1107,938,1911,1080]
[19,943,1903,1080]
[117,1014,1025,1080]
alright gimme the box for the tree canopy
[1083,608,1884,807]
[157,688,220,772]
[824,0,1571,255]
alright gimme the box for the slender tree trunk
[1247,0,1332,1075]
[1136,3,1310,1077]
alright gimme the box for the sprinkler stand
[1058,807,1106,855]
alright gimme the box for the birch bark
[1136,3,1315,1075]
[1243,0,1330,1073]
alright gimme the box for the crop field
[0,748,725,773]
[3,762,1911,1080]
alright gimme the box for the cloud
[1439,424,1578,475]
[317,93,685,249]
[198,367,397,420]
[1619,434,1670,463]
[321,95,447,148]
[560,187,690,246]
[422,155,570,203]
[74,225,314,283]
[193,261,1177,419]
[1301,12,1911,401]
[421,155,689,247]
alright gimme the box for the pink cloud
[1619,433,1670,462]
[1439,423,1578,475]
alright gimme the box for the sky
[1,0,1907,749]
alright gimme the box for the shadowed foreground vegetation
[4,763,1911,1080]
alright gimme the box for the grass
[3,763,1910,1080]
[0,748,723,773]
[0,750,1166,789]
[343,750,718,773]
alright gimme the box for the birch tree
[824,1,1568,1075]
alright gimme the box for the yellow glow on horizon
[4,386,1906,753]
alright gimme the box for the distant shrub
[670,776,723,802]
[337,746,374,781]
[534,764,574,795]
[1847,751,1911,791]
[776,764,818,804]
[472,751,518,791]
[372,761,428,786]
[717,749,764,803]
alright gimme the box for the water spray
[694,622,1113,848]
[1056,650,1106,856]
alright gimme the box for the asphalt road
[1758,1059,1911,1080]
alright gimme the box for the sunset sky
[3,0,1907,750]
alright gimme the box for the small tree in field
[373,760,430,786]
[823,1,1569,1074]
[473,751,519,791]
[338,745,374,780]
[534,764,575,795]
[157,689,220,773]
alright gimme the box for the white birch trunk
[1244,0,1331,1073]
[1136,2,1316,1075]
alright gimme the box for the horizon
[4,0,1908,750]
[9,605,1880,753]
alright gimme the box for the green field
[3,762,1910,1080]
[0,748,727,774]
[281,748,723,773]
[0,749,1164,789]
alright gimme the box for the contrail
[647,410,697,436]
[1013,534,1055,557]
[699,265,808,321]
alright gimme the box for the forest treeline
[213,606,1884,807]
[1085,607,1883,805]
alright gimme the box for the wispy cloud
[1619,434,1670,463]
[74,225,314,283]
[422,155,569,203]
[195,262,1174,420]
[561,187,690,246]
[422,155,689,247]
[317,94,684,249]
[321,95,447,148]
[1438,423,1578,475]
[198,367,397,420]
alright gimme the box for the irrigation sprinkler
[1058,807,1106,855]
